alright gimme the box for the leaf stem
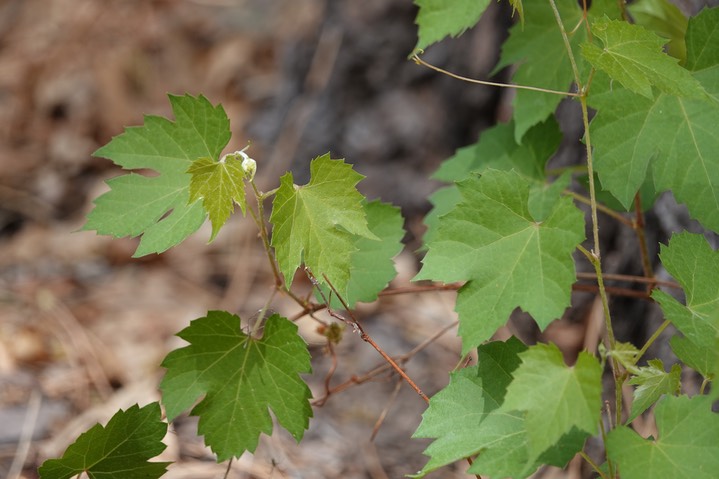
[580,451,608,479]
[310,269,430,403]
[632,193,656,293]
[564,190,633,226]
[547,0,583,90]
[411,53,580,97]
[598,407,615,478]
[636,319,670,361]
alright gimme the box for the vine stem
[636,319,671,360]
[308,269,430,403]
[580,451,608,479]
[411,54,580,97]
[547,0,621,473]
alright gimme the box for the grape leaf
[652,232,719,379]
[685,5,719,100]
[424,119,562,246]
[38,403,169,479]
[604,341,640,370]
[627,359,681,422]
[607,395,719,479]
[416,169,585,353]
[84,94,231,256]
[413,0,491,53]
[270,153,376,292]
[341,200,404,307]
[433,118,561,183]
[494,0,620,142]
[581,18,705,99]
[500,343,602,458]
[160,312,312,461]
[187,154,247,241]
[628,0,688,62]
[412,337,527,477]
[588,8,719,231]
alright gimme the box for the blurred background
[0,0,715,478]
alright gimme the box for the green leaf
[270,153,376,292]
[412,337,528,477]
[416,169,585,353]
[607,395,719,478]
[581,18,705,99]
[422,185,462,248]
[187,155,247,241]
[652,232,719,379]
[342,200,404,306]
[160,312,312,460]
[628,0,688,62]
[605,341,640,370]
[433,118,561,183]
[627,359,681,422]
[413,0,491,53]
[500,343,602,458]
[38,403,169,479]
[588,9,719,229]
[494,0,619,142]
[84,94,231,256]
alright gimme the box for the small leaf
[160,312,312,460]
[416,169,585,353]
[413,0,491,53]
[38,403,169,479]
[581,18,706,99]
[84,94,231,256]
[607,395,719,478]
[187,156,247,241]
[606,341,641,370]
[500,343,602,458]
[627,359,681,421]
[270,153,376,292]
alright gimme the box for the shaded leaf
[607,395,719,478]
[628,0,688,62]
[84,94,230,256]
[38,403,169,479]
[652,232,719,378]
[160,312,312,460]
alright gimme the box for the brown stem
[633,193,656,294]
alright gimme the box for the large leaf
[38,403,170,479]
[416,169,585,353]
[607,395,719,478]
[588,7,719,231]
[412,338,527,477]
[84,94,231,256]
[270,153,376,292]
[581,18,705,99]
[160,312,312,460]
[413,0,491,53]
[495,0,620,142]
[424,119,562,247]
[652,232,719,379]
[500,343,602,458]
[627,359,681,422]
